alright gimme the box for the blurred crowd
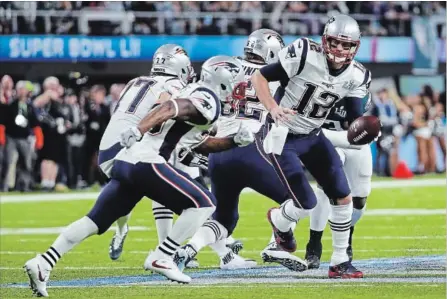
[0,73,445,193]
[0,1,445,36]
[371,85,446,176]
[0,74,125,192]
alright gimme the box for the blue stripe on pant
[87,160,215,234]
[262,124,350,210]
[209,137,289,236]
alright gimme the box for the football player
[94,44,200,263]
[251,15,371,278]
[304,98,373,269]
[174,29,307,271]
[23,56,253,296]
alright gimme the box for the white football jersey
[100,75,185,151]
[215,57,280,138]
[277,37,371,134]
[116,83,220,164]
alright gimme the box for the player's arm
[138,98,208,134]
[345,68,372,125]
[252,39,309,123]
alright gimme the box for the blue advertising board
[0,35,445,63]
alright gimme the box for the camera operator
[83,85,110,186]
[33,77,70,191]
[1,81,43,192]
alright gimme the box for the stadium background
[0,2,446,190]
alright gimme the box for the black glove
[178,147,209,170]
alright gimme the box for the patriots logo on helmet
[210,62,240,77]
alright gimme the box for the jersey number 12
[293,82,340,119]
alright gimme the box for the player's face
[325,37,358,68]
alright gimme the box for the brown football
[347,115,381,145]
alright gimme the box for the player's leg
[24,176,142,297]
[305,148,346,269]
[301,133,362,278]
[136,162,215,283]
[267,138,317,253]
[177,150,255,270]
[344,145,372,261]
[241,140,307,271]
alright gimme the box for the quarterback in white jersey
[23,55,254,295]
[173,29,307,272]
[252,15,372,278]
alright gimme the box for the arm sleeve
[259,62,289,82]
[185,88,220,125]
[345,97,364,124]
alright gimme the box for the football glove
[233,124,254,147]
[178,147,209,170]
[120,126,142,148]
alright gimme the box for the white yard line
[0,178,445,204]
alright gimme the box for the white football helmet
[322,14,361,64]
[199,55,247,103]
[244,29,285,64]
[150,44,196,84]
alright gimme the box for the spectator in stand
[0,75,15,190]
[33,76,70,191]
[65,90,86,189]
[106,83,124,115]
[83,85,110,186]
[1,81,43,192]
[371,88,405,176]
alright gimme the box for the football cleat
[173,244,197,272]
[261,242,307,272]
[220,251,257,270]
[347,245,353,262]
[226,239,244,255]
[24,255,52,297]
[328,261,363,279]
[305,242,322,269]
[267,208,297,252]
[109,224,128,260]
[144,251,191,284]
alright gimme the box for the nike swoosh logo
[152,260,171,270]
[204,94,211,99]
[37,264,45,282]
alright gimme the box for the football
[347,115,381,145]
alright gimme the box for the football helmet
[322,14,361,64]
[244,29,285,64]
[200,55,247,103]
[151,44,195,84]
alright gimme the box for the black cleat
[267,208,297,252]
[226,239,244,255]
[305,242,322,269]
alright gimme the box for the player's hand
[233,124,254,147]
[269,106,296,125]
[120,126,143,148]
[178,147,209,170]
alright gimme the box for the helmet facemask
[322,35,360,65]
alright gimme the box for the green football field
[0,176,445,298]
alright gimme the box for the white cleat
[23,255,51,297]
[220,251,257,270]
[144,251,191,284]
[261,242,307,272]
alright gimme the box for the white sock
[156,207,215,257]
[225,235,236,245]
[351,204,366,226]
[210,239,231,258]
[152,201,173,244]
[42,216,98,268]
[329,202,353,266]
[189,220,228,253]
[310,188,331,232]
[271,199,306,232]
[115,213,131,237]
